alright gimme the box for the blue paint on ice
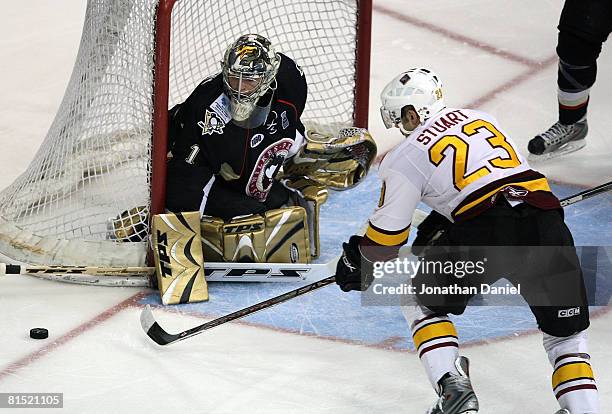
[140,173,611,350]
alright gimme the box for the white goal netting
[0,0,369,266]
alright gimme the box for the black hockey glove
[411,210,452,257]
[335,235,374,292]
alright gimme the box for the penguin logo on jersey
[198,109,225,135]
[246,139,293,202]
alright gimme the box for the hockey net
[0,0,371,266]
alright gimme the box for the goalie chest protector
[167,53,308,203]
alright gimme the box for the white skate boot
[426,356,479,414]
[528,117,587,161]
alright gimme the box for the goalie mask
[222,34,281,127]
[380,68,445,136]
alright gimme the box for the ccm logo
[558,307,581,318]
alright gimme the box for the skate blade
[528,139,586,163]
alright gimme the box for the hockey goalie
[109,34,376,303]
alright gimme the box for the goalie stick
[0,260,338,284]
[26,272,150,287]
[139,184,612,346]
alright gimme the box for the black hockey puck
[29,328,48,339]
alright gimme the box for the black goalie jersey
[165,53,307,218]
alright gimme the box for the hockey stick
[559,180,612,207]
[27,272,150,287]
[0,264,154,277]
[140,276,337,345]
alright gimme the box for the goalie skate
[426,356,479,414]
[527,118,587,162]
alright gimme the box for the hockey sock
[558,87,589,125]
[403,305,460,388]
[556,27,601,125]
[543,331,598,413]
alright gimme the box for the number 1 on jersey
[185,144,200,164]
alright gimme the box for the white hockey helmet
[380,68,445,133]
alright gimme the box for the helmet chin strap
[231,90,274,128]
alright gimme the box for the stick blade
[140,304,176,346]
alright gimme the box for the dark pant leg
[513,206,590,337]
[414,201,523,315]
[556,0,611,122]
[559,0,612,44]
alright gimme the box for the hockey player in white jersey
[335,68,597,413]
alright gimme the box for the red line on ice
[372,5,558,162]
[0,291,149,382]
[373,4,542,67]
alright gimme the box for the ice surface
[0,1,611,413]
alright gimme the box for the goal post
[0,0,372,267]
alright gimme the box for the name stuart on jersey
[415,109,470,144]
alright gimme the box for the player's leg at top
[529,0,612,161]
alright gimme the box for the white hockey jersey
[365,107,560,247]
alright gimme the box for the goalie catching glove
[282,125,377,190]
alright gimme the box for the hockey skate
[426,356,479,414]
[528,117,588,162]
[553,410,570,414]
